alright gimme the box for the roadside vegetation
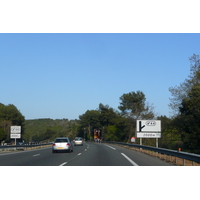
[1,54,200,153]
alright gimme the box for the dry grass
[0,144,52,153]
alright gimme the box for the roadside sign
[131,137,135,142]
[137,132,161,138]
[136,120,161,132]
[10,134,21,139]
[10,126,21,141]
[11,126,21,134]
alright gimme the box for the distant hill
[24,118,79,143]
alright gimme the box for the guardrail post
[192,161,195,166]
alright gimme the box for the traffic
[52,137,84,153]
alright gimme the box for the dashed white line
[78,153,82,156]
[59,162,67,166]
[104,144,116,150]
[121,153,139,166]
[33,154,40,157]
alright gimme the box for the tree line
[24,118,78,143]
[0,103,25,144]
[1,54,200,154]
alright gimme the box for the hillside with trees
[24,118,79,143]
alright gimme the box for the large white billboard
[137,120,161,132]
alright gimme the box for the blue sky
[1,33,199,120]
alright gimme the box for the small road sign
[10,134,21,139]
[137,132,161,138]
[131,137,135,142]
[11,126,21,134]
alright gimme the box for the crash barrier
[0,143,52,151]
[104,141,200,166]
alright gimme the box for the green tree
[0,127,7,143]
[169,54,200,153]
[118,91,154,142]
[78,110,101,140]
[0,104,25,126]
[98,103,127,141]
[78,104,128,141]
[156,115,182,150]
[118,91,146,119]
[99,103,116,126]
[169,54,200,115]
[176,84,200,153]
[106,125,118,141]
[0,103,25,142]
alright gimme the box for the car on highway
[73,137,83,146]
[52,137,73,153]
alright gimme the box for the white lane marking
[78,153,82,156]
[59,162,67,166]
[121,153,139,166]
[33,154,40,157]
[104,144,116,150]
[85,149,87,151]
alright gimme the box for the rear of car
[74,137,83,146]
[52,137,73,153]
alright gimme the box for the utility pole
[88,124,91,141]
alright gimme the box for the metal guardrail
[105,141,200,164]
[0,143,52,151]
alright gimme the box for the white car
[52,137,73,153]
[74,137,83,146]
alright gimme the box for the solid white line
[33,154,40,157]
[121,153,139,166]
[59,162,67,166]
[104,144,116,150]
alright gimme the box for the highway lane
[0,142,174,166]
[65,143,173,166]
[102,143,174,166]
[0,145,87,166]
[66,142,133,166]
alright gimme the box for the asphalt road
[0,142,174,166]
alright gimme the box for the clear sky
[1,33,200,120]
